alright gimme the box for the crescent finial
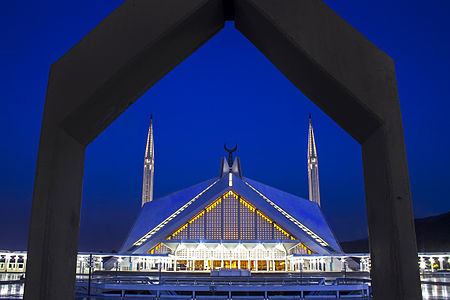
[224,144,237,153]
[224,144,237,167]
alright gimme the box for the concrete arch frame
[24,0,422,299]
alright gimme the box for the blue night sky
[1,0,449,252]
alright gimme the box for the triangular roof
[121,172,342,255]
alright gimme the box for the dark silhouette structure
[224,144,237,167]
[24,0,422,299]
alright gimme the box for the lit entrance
[240,261,248,269]
[194,261,204,271]
[275,260,286,271]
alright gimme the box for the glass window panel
[189,211,205,239]
[206,198,222,239]
[167,190,296,242]
[256,211,273,239]
[223,192,239,239]
[239,199,255,239]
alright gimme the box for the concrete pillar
[330,257,333,272]
[24,128,85,300]
[362,126,422,298]
[11,256,16,272]
[5,256,10,272]
[24,256,28,272]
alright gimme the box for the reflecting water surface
[0,273,23,299]
[422,284,449,300]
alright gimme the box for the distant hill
[340,212,450,253]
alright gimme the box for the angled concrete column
[25,0,224,299]
[362,121,420,300]
[24,127,85,299]
[235,0,421,298]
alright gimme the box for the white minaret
[307,115,321,207]
[141,115,154,207]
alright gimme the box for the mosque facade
[119,117,343,272]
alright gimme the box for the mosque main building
[119,116,343,272]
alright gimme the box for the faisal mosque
[119,116,343,272]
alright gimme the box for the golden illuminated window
[206,198,221,239]
[223,191,239,239]
[274,223,291,240]
[239,199,255,239]
[147,243,171,255]
[189,211,205,239]
[167,190,296,241]
[170,223,188,239]
[256,210,273,239]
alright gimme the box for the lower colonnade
[107,255,353,273]
[1,250,448,274]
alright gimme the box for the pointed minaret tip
[307,115,321,207]
[142,115,155,207]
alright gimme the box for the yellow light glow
[165,190,297,242]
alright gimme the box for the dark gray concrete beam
[56,0,224,146]
[235,0,421,299]
[235,0,393,143]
